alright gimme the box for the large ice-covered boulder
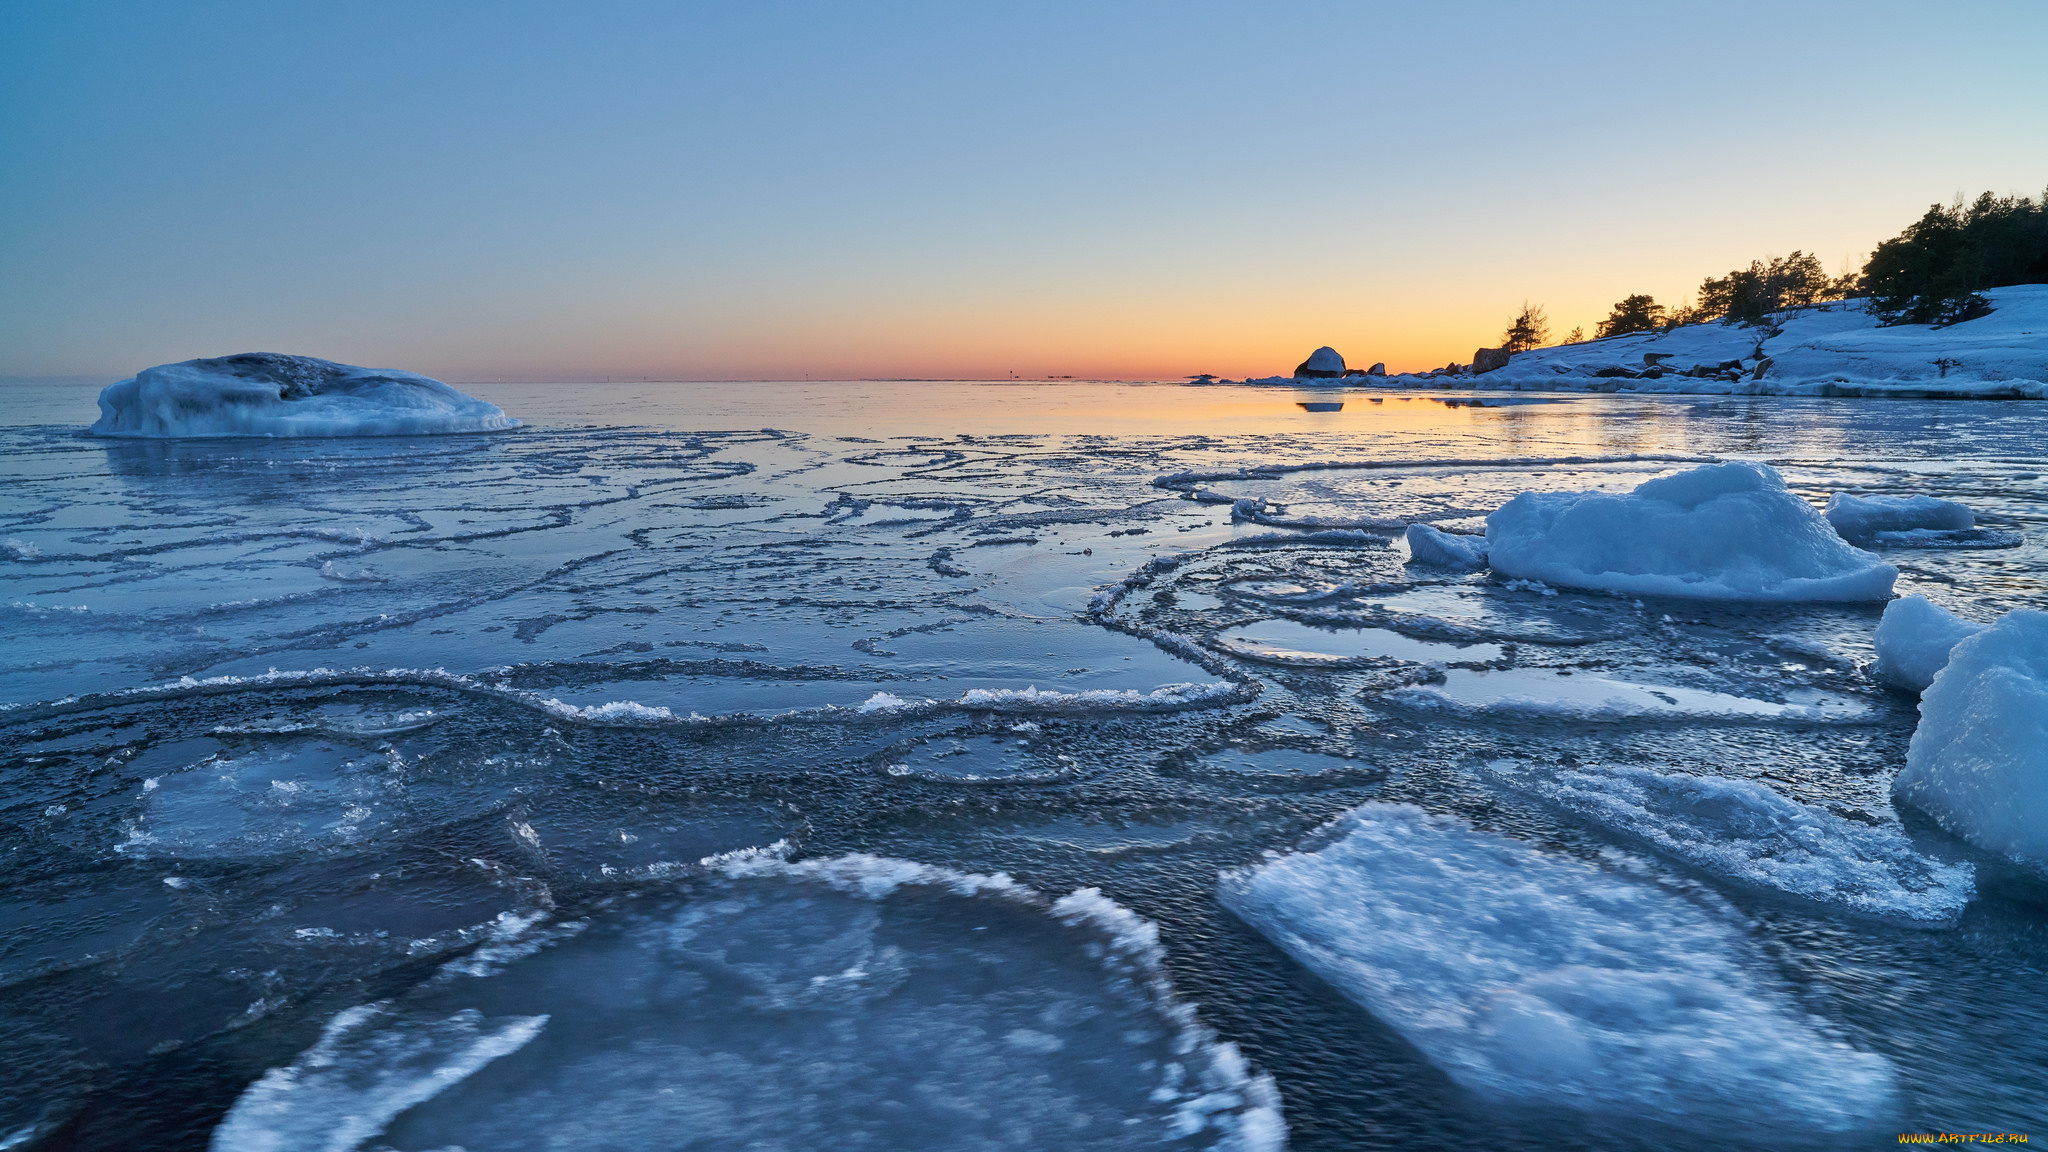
[90,354,519,438]
[1825,493,1974,542]
[1485,462,1896,601]
[1893,610,2048,869]
[1293,347,1345,379]
[1871,595,1984,693]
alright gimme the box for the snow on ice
[91,353,519,438]
[1485,461,1897,601]
[1218,803,1896,1131]
[1894,610,2048,871]
[1872,595,1985,693]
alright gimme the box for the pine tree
[1596,295,1663,338]
[1500,303,1550,353]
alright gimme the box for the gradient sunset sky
[4,1,2044,382]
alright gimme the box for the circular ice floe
[876,729,1076,783]
[118,741,411,860]
[212,854,1283,1152]
[1219,803,1896,1133]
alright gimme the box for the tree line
[1499,189,2048,350]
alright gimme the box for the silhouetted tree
[1501,303,1550,353]
[1697,252,1834,326]
[1596,294,1664,338]
[1862,191,2048,325]
[1565,326,1585,344]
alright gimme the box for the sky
[3,1,2045,382]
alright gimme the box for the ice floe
[215,855,1283,1151]
[1825,493,1974,541]
[1219,803,1895,1130]
[1872,595,1985,693]
[1403,522,1489,569]
[1483,761,1974,925]
[1485,461,1897,601]
[91,353,519,438]
[1384,667,1866,722]
[1894,610,2048,871]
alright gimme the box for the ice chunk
[217,858,1282,1151]
[1484,761,1973,925]
[90,354,519,438]
[1824,493,1974,541]
[1485,461,1896,601]
[1219,803,1894,1131]
[1872,595,1985,693]
[1403,522,1489,569]
[1894,610,2048,869]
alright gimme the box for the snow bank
[1397,286,2048,397]
[1893,610,2048,869]
[1403,522,1488,569]
[91,353,518,438]
[1218,803,1894,1130]
[1485,761,1973,925]
[1872,595,1984,693]
[1485,461,1896,601]
[1825,494,1974,541]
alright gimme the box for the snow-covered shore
[1241,285,2048,398]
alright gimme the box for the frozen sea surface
[4,379,2048,1149]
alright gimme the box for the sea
[3,377,2045,1150]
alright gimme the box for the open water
[4,379,2046,1149]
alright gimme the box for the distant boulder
[1294,347,1346,379]
[1472,347,1511,374]
[1366,362,1386,376]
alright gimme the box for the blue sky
[3,1,2044,379]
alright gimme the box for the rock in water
[1366,362,1386,376]
[1293,347,1345,379]
[1471,346,1511,374]
[1894,610,2048,870]
[90,353,520,438]
[1485,461,1897,601]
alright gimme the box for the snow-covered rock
[1218,803,1895,1130]
[1293,347,1345,379]
[1825,493,1974,542]
[91,353,519,438]
[1893,610,2048,869]
[1872,595,1985,693]
[1392,286,2048,397]
[1484,461,1897,601]
[1403,522,1489,569]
